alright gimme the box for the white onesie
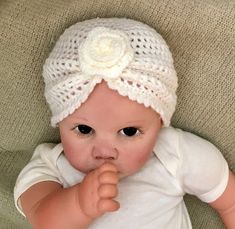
[14,127,229,229]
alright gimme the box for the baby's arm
[20,163,119,229]
[209,170,235,229]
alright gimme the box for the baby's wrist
[66,184,95,229]
[76,182,101,220]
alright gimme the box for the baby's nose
[92,146,118,160]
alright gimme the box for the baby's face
[59,81,162,178]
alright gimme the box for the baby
[14,18,235,229]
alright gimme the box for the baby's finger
[99,171,119,184]
[98,184,118,198]
[98,199,120,213]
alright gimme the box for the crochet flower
[79,27,134,79]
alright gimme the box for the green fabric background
[0,0,234,228]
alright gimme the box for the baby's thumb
[99,162,118,173]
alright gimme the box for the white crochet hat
[43,18,178,127]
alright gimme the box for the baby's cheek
[132,152,151,171]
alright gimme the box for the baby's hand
[78,163,120,219]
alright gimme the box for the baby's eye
[119,127,141,137]
[75,124,93,135]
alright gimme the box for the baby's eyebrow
[124,120,144,125]
[71,116,89,122]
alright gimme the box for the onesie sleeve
[179,130,229,203]
[14,143,63,216]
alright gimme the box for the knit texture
[0,0,234,228]
[43,18,177,127]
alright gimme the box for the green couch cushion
[0,0,234,228]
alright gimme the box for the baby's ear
[157,113,163,127]
[154,112,163,127]
[160,119,164,127]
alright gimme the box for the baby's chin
[114,168,138,179]
[117,171,129,179]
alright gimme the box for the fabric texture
[14,127,229,229]
[0,0,234,228]
[43,18,177,127]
